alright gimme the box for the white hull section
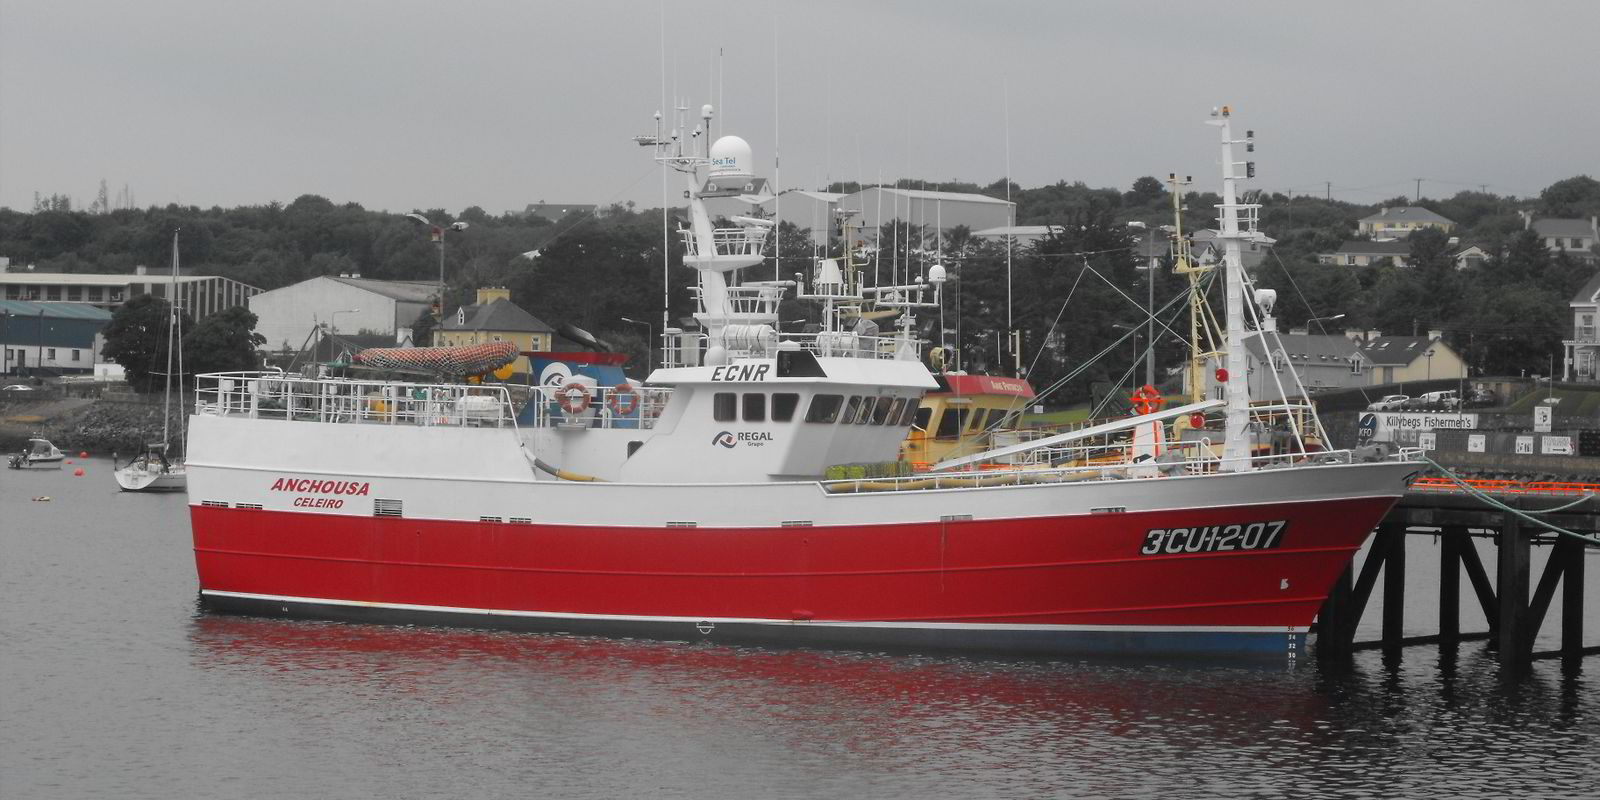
[187,415,1415,526]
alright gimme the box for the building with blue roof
[0,300,115,376]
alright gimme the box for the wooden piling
[1495,513,1531,667]
[1315,562,1355,662]
[1560,536,1585,657]
[1381,523,1407,649]
[1439,526,1462,642]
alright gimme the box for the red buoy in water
[78,451,88,458]
[73,468,85,477]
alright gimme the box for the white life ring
[557,382,591,414]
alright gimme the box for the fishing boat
[8,437,64,469]
[115,231,188,492]
[185,104,1420,659]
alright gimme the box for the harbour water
[3,459,1596,799]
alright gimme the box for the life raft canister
[606,384,639,415]
[557,381,591,414]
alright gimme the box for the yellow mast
[1169,172,1224,405]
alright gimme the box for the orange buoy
[73,468,85,477]
[78,451,88,458]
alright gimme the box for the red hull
[192,496,1395,630]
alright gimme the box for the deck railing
[194,372,676,432]
[195,372,518,428]
[826,446,1408,493]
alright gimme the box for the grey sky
[2,0,1596,215]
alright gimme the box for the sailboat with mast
[115,231,188,492]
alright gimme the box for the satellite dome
[708,135,754,179]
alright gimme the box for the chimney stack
[1366,329,1382,341]
[1427,329,1443,341]
[475,286,511,305]
[1344,329,1365,341]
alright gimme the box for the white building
[0,269,261,319]
[759,190,847,248]
[840,187,1016,245]
[249,276,438,352]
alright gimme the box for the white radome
[708,135,753,179]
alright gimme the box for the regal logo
[712,431,737,448]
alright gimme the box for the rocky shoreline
[0,395,190,456]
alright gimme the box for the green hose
[1419,454,1600,548]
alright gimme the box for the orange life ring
[557,382,591,414]
[607,384,639,415]
[1130,384,1164,415]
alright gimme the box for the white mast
[163,229,179,450]
[1206,105,1258,472]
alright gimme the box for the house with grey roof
[1203,330,1373,400]
[1529,215,1599,263]
[1452,242,1493,270]
[1356,332,1465,385]
[436,287,555,375]
[1320,239,1411,267]
[1357,206,1456,237]
[1189,229,1275,268]
[1561,271,1600,382]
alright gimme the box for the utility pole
[1325,181,1331,201]
[1414,177,1423,202]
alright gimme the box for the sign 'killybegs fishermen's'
[1357,412,1479,444]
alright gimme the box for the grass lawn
[1499,386,1600,417]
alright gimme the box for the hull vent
[666,521,698,528]
[780,520,813,527]
[374,499,403,517]
[200,500,228,508]
[479,516,503,523]
[234,503,263,510]
[509,517,533,525]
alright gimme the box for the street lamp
[619,316,652,372]
[328,309,360,335]
[405,214,468,315]
[1112,322,1143,392]
[1307,313,1345,331]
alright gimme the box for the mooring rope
[1418,454,1600,548]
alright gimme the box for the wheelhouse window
[912,406,932,431]
[840,395,863,424]
[969,409,991,432]
[936,408,968,438]
[742,392,765,422]
[805,394,843,424]
[871,396,893,425]
[901,399,921,427]
[713,392,737,422]
[886,397,907,426]
[771,393,799,422]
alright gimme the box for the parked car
[1462,389,1497,409]
[1408,390,1460,411]
[1,384,35,392]
[1366,394,1409,411]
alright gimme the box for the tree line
[4,174,1597,400]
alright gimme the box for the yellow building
[1357,206,1456,238]
[1356,332,1466,385]
[435,287,554,375]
